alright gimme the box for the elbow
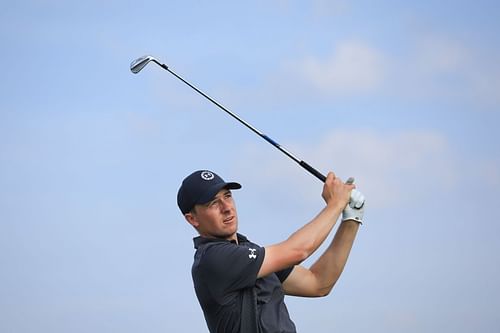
[311,272,341,297]
[315,282,336,297]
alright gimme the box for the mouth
[223,216,235,224]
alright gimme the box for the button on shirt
[192,233,296,333]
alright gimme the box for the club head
[130,55,158,74]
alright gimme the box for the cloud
[233,129,461,209]
[296,41,385,95]
[308,129,459,207]
[390,35,500,107]
[273,0,349,16]
[310,0,350,17]
[277,36,499,108]
[414,37,468,74]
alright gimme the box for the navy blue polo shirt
[192,233,296,333]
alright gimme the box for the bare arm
[257,172,353,279]
[282,220,360,297]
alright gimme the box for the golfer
[177,169,365,333]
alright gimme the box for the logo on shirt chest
[248,248,257,259]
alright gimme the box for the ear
[184,212,200,228]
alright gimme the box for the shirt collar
[193,233,249,249]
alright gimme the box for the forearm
[259,173,354,278]
[309,220,359,296]
[285,203,345,261]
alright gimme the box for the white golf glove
[342,189,365,224]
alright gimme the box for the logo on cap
[200,171,215,181]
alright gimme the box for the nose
[220,197,232,212]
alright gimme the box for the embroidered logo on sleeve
[248,248,257,259]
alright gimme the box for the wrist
[341,218,362,226]
[325,201,346,218]
[341,206,364,224]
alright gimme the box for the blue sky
[1,1,499,332]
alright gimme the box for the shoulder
[192,236,267,294]
[197,240,263,267]
[193,237,264,278]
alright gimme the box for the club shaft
[157,62,327,183]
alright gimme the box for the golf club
[130,55,353,185]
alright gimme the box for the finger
[345,177,355,185]
[324,172,336,188]
[350,190,358,206]
[350,190,365,208]
[354,200,365,209]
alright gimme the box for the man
[177,169,365,333]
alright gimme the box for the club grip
[299,161,326,182]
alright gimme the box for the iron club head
[130,55,159,74]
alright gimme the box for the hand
[322,172,354,208]
[342,189,365,224]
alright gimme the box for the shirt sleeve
[275,266,295,283]
[200,242,265,294]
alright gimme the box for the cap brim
[196,182,241,205]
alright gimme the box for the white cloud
[308,129,459,207]
[390,35,500,107]
[233,129,461,209]
[297,41,385,95]
[274,0,349,16]
[311,0,350,17]
[278,36,499,108]
[414,37,468,74]
[477,158,500,186]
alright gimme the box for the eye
[207,200,218,208]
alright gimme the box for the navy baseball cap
[177,170,242,214]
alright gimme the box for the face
[185,189,239,241]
